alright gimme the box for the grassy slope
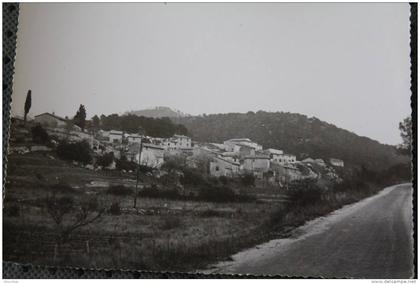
[4,152,279,271]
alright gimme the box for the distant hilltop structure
[125,106,190,118]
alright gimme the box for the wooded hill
[98,114,188,138]
[173,111,408,170]
[125,106,190,119]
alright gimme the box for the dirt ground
[4,152,283,271]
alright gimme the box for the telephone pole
[133,139,143,209]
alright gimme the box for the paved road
[209,184,414,278]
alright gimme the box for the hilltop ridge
[126,106,190,119]
[172,111,408,170]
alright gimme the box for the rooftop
[243,155,270,160]
[142,143,164,150]
[225,138,252,143]
[173,134,190,139]
[214,155,240,166]
[35,112,67,122]
[221,151,239,157]
[266,148,284,155]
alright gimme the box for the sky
[11,3,411,145]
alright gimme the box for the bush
[56,140,92,165]
[180,168,207,186]
[286,180,323,208]
[160,216,181,230]
[31,125,50,144]
[109,202,121,215]
[45,195,75,224]
[139,164,154,174]
[116,158,137,172]
[96,152,114,168]
[139,186,181,200]
[378,163,412,184]
[240,174,255,186]
[161,156,185,172]
[198,185,237,202]
[106,185,133,196]
[219,176,229,185]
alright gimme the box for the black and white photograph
[3,2,415,279]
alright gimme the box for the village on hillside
[4,3,413,277]
[5,107,410,272]
[10,111,345,189]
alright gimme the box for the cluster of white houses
[32,112,344,184]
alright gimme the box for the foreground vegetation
[4,148,410,271]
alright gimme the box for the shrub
[240,174,255,186]
[96,152,114,168]
[267,205,288,227]
[116,158,137,172]
[286,180,323,208]
[139,186,181,200]
[31,124,50,144]
[161,156,185,172]
[198,185,236,202]
[56,140,92,165]
[180,168,207,186]
[160,215,181,230]
[219,176,229,185]
[109,202,121,215]
[378,163,412,184]
[106,185,133,196]
[138,164,154,174]
[45,195,75,224]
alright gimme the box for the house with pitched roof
[209,155,240,177]
[34,112,68,128]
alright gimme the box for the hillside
[126,106,190,118]
[174,111,408,170]
[98,113,188,138]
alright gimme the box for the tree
[64,120,74,139]
[45,194,104,261]
[92,115,100,130]
[31,124,50,144]
[24,90,31,124]
[56,140,92,165]
[73,104,87,131]
[96,152,114,168]
[398,116,412,155]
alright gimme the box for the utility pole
[133,139,143,209]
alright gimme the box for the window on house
[216,166,219,171]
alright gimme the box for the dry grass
[5,152,388,272]
[4,152,276,271]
